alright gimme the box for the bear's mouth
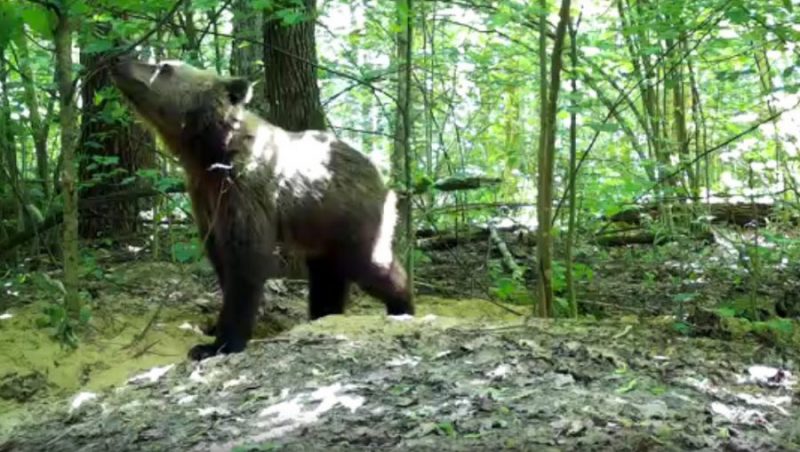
[110,63,152,107]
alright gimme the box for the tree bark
[565,17,579,319]
[394,0,415,288]
[0,51,22,235]
[231,0,266,114]
[535,0,570,318]
[54,4,81,317]
[262,0,325,131]
[78,23,156,239]
[15,36,50,198]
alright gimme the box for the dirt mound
[5,314,798,451]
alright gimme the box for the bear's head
[110,59,253,157]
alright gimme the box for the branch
[634,105,798,205]
[0,184,186,254]
[552,0,736,224]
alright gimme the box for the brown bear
[110,58,414,360]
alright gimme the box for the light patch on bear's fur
[273,131,333,197]
[242,82,254,105]
[148,61,186,85]
[244,122,275,173]
[147,68,160,86]
[371,190,397,269]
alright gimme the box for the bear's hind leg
[307,256,350,320]
[355,258,414,316]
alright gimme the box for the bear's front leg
[189,220,273,361]
[188,276,264,360]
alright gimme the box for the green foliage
[29,273,92,349]
[487,261,530,305]
[36,302,92,349]
[172,239,203,264]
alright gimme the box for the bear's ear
[225,77,254,106]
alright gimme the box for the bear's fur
[110,58,414,360]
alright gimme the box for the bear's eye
[159,63,174,76]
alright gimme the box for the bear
[109,58,414,360]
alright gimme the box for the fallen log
[416,224,535,251]
[489,224,523,278]
[609,202,777,227]
[595,230,715,247]
[413,175,502,194]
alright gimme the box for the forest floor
[1,241,800,451]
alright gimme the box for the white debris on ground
[386,355,421,367]
[178,322,205,335]
[387,314,414,322]
[737,365,796,389]
[486,363,512,380]
[127,364,175,385]
[683,368,795,429]
[250,382,365,441]
[69,392,98,413]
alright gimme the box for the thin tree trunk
[15,36,50,198]
[535,0,550,317]
[536,0,571,318]
[393,0,414,285]
[54,4,81,318]
[181,0,201,64]
[403,0,415,293]
[0,51,22,233]
[231,0,266,113]
[565,16,579,319]
[754,48,787,199]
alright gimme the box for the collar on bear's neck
[179,103,246,179]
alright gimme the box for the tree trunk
[231,0,266,114]
[54,5,81,318]
[535,0,570,318]
[78,23,156,239]
[262,0,325,131]
[181,0,201,64]
[565,17,579,319]
[0,51,22,236]
[15,36,50,198]
[535,0,550,317]
[394,0,415,287]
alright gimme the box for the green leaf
[79,305,92,324]
[436,421,456,437]
[587,122,619,133]
[83,38,114,55]
[672,321,692,335]
[616,378,638,394]
[764,318,793,335]
[172,241,202,263]
[21,6,53,38]
[250,0,275,10]
[276,9,306,26]
[0,4,23,50]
